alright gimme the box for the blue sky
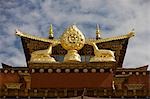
[0,0,150,70]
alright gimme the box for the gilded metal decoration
[60,25,85,62]
[63,50,81,62]
[49,24,54,39]
[96,24,101,39]
[60,25,85,50]
[30,44,56,63]
[89,43,116,62]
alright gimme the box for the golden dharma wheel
[60,25,85,50]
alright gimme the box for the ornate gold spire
[49,24,54,39]
[96,24,101,39]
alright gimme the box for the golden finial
[96,24,101,39]
[49,24,54,39]
[128,28,135,37]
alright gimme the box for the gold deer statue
[89,42,116,62]
[30,44,56,63]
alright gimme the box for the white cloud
[0,0,149,70]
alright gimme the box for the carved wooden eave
[114,74,130,84]
[15,30,60,46]
[0,67,29,73]
[114,76,128,84]
[114,74,130,90]
[116,65,149,72]
[115,66,150,76]
[136,65,149,70]
[29,62,116,68]
[18,72,31,89]
[85,32,134,44]
[1,63,12,68]
[16,30,134,45]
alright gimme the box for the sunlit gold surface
[49,24,54,38]
[30,44,56,63]
[60,25,85,50]
[89,43,116,62]
[60,25,85,62]
[96,24,101,39]
[64,50,81,62]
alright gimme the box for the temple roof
[15,26,134,68]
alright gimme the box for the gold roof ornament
[60,25,85,50]
[49,24,54,39]
[60,25,85,62]
[89,43,116,62]
[129,28,135,36]
[96,24,101,39]
[30,44,56,63]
